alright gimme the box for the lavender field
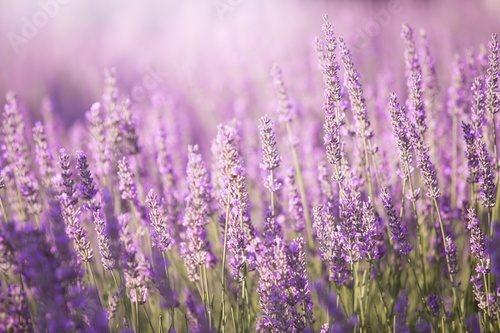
[0,0,499,332]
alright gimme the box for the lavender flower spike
[462,122,480,184]
[146,189,173,252]
[58,148,93,263]
[117,156,138,204]
[119,213,152,304]
[466,207,490,275]
[214,123,256,278]
[285,237,314,331]
[285,169,305,233]
[75,150,99,210]
[388,93,413,176]
[182,145,213,283]
[258,115,281,172]
[271,64,295,123]
[402,24,426,136]
[380,187,412,255]
[477,139,496,209]
[33,122,54,189]
[485,33,498,117]
[258,115,281,195]
[339,38,373,141]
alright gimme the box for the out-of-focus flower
[380,187,412,255]
[182,145,214,282]
[145,189,173,252]
[119,214,152,304]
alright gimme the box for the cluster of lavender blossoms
[0,8,499,333]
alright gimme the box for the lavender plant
[0,7,499,333]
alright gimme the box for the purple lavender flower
[86,102,111,177]
[151,248,179,309]
[409,121,440,199]
[0,283,32,332]
[402,24,426,136]
[258,115,281,172]
[261,213,282,245]
[118,213,152,304]
[466,207,490,274]
[256,236,291,331]
[5,225,76,332]
[387,94,413,176]
[156,126,178,195]
[182,145,214,282]
[117,157,138,204]
[119,98,140,156]
[313,206,350,284]
[58,149,93,263]
[445,236,458,277]
[401,24,421,87]
[476,139,496,208]
[33,122,54,188]
[316,15,342,119]
[285,237,314,331]
[2,92,27,169]
[271,64,295,123]
[339,38,373,141]
[285,168,305,233]
[185,290,210,332]
[58,148,78,206]
[314,280,357,333]
[92,209,117,271]
[258,115,282,196]
[2,93,41,221]
[395,291,410,333]
[75,150,99,210]
[420,30,439,121]
[485,34,498,117]
[380,187,412,255]
[317,161,334,204]
[213,123,256,278]
[155,127,181,241]
[106,291,120,321]
[316,16,347,184]
[462,122,480,184]
[447,55,467,117]
[470,76,486,135]
[320,323,330,333]
[4,216,108,332]
[145,189,173,252]
[427,294,440,317]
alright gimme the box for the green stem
[404,165,427,292]
[0,196,8,222]
[285,122,313,247]
[270,169,275,215]
[134,289,140,332]
[219,203,231,332]
[431,198,464,329]
[451,111,458,208]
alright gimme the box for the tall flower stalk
[271,64,313,246]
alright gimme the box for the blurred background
[0,0,498,132]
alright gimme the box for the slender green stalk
[159,314,164,333]
[451,111,458,208]
[404,165,427,291]
[218,203,231,332]
[134,294,140,333]
[431,198,464,329]
[285,122,313,246]
[142,304,155,332]
[0,196,8,222]
[270,169,275,215]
